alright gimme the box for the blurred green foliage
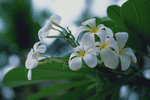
[1,0,150,100]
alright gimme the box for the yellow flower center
[119,46,123,55]
[78,50,87,57]
[88,26,100,34]
[37,53,42,57]
[115,46,123,55]
[100,42,109,50]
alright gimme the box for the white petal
[40,20,52,33]
[33,41,41,52]
[37,44,47,53]
[81,32,95,46]
[119,54,131,71]
[38,31,50,41]
[25,58,30,69]
[101,48,119,69]
[75,26,89,41]
[73,45,84,52]
[83,53,97,68]
[49,14,61,24]
[96,30,107,45]
[69,57,82,70]
[123,48,137,63]
[69,53,78,62]
[105,27,113,38]
[26,59,38,69]
[115,32,128,49]
[27,69,32,80]
[27,49,33,59]
[87,47,101,54]
[82,18,96,28]
[107,38,119,53]
[97,24,106,29]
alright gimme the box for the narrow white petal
[27,69,32,80]
[69,53,78,62]
[49,14,61,24]
[96,30,107,45]
[33,42,41,52]
[37,44,47,53]
[107,38,119,53]
[81,32,95,46]
[101,48,119,69]
[82,18,96,28]
[115,32,128,49]
[105,27,113,38]
[119,54,131,71]
[123,48,137,63]
[69,57,82,70]
[75,26,89,41]
[83,53,97,68]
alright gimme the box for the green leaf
[90,68,145,100]
[121,0,150,43]
[101,21,115,28]
[2,63,96,87]
[28,79,95,100]
[107,5,125,27]
[51,84,90,100]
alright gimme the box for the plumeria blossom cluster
[25,14,137,80]
[69,18,137,71]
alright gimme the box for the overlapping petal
[69,53,78,62]
[123,48,137,63]
[101,48,119,69]
[33,41,47,53]
[25,58,38,69]
[49,14,61,24]
[119,54,131,71]
[81,32,95,46]
[83,53,97,68]
[82,18,96,28]
[115,32,128,49]
[69,57,82,70]
[75,26,89,41]
[107,38,119,53]
[96,30,107,45]
[105,27,113,38]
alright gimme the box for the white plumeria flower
[96,37,119,69]
[25,41,47,80]
[69,45,100,70]
[113,32,137,71]
[38,14,61,41]
[75,18,113,46]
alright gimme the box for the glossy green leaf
[121,0,150,43]
[28,79,95,100]
[2,63,96,87]
[107,5,125,27]
[101,21,115,28]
